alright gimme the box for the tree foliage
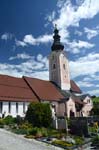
[92,97,99,115]
[25,102,52,127]
[92,97,99,103]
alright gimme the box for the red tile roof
[70,80,82,93]
[0,74,82,103]
[23,76,64,101]
[0,75,38,102]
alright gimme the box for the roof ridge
[23,76,40,101]
[50,81,70,99]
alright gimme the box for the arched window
[70,110,75,117]
[53,64,56,69]
[63,64,66,69]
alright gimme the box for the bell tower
[49,25,71,90]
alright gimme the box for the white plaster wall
[49,51,71,90]
[18,102,23,116]
[59,52,71,90]
[0,101,31,118]
[50,98,76,119]
[81,96,93,117]
[2,102,8,116]
[49,51,59,84]
[25,102,30,113]
[58,103,65,116]
[11,102,16,117]
[66,97,76,118]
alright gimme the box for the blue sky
[0,0,99,96]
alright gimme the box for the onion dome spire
[51,24,64,51]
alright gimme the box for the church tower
[49,25,71,90]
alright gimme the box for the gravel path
[0,128,63,150]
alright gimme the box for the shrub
[74,136,84,145]
[3,116,16,125]
[40,127,48,137]
[26,127,48,138]
[89,126,97,133]
[28,127,38,136]
[92,135,99,145]
[52,140,73,147]
[0,119,4,128]
[12,128,27,135]
[15,115,23,125]
[24,135,35,139]
[19,121,33,130]
[47,129,64,138]
[25,102,52,128]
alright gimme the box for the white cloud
[30,71,49,80]
[45,11,56,22]
[0,54,49,80]
[57,0,66,8]
[71,40,94,49]
[46,0,99,43]
[36,54,48,68]
[70,48,80,54]
[9,53,32,60]
[66,40,94,54]
[14,34,52,47]
[76,0,85,6]
[76,0,99,19]
[78,52,99,61]
[15,39,27,47]
[75,30,82,36]
[84,27,99,39]
[23,34,52,46]
[96,85,99,87]
[70,52,99,78]
[1,33,13,41]
[87,89,99,96]
[37,34,52,43]
[90,74,99,81]
[77,81,94,87]
[36,54,43,62]
[83,77,92,82]
[77,75,99,89]
[23,35,37,45]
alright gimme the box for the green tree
[25,102,52,128]
[92,97,99,115]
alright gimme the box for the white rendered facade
[49,51,71,90]
[0,101,29,118]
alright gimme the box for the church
[0,26,93,119]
